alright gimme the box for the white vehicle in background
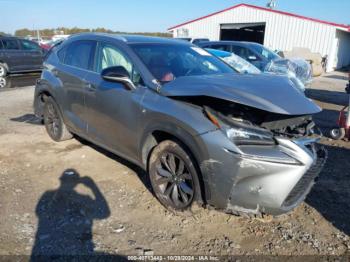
[206,48,307,93]
[51,34,70,42]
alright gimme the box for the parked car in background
[206,48,306,93]
[39,42,51,51]
[176,38,209,45]
[0,36,44,76]
[39,39,64,51]
[199,41,313,87]
[34,33,326,216]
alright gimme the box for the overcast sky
[1,0,350,34]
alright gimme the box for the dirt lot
[0,72,349,257]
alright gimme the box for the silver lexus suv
[34,33,326,216]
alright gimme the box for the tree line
[14,27,171,38]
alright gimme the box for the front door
[83,42,145,160]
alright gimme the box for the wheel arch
[0,61,9,74]
[34,81,59,118]
[140,127,208,205]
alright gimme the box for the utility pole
[37,30,40,42]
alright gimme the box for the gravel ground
[0,72,349,257]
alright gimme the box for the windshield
[249,44,280,61]
[131,44,235,83]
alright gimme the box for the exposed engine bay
[177,96,320,140]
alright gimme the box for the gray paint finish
[161,73,321,115]
[34,33,326,216]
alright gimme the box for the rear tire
[0,63,7,77]
[148,140,201,212]
[330,128,345,140]
[43,97,73,142]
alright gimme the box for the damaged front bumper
[199,131,327,216]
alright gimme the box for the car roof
[199,41,262,47]
[0,36,18,39]
[0,36,33,42]
[67,33,190,45]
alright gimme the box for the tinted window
[131,44,234,83]
[21,40,40,50]
[248,44,280,61]
[64,41,95,70]
[96,43,143,86]
[57,46,67,62]
[2,39,19,50]
[0,41,3,49]
[232,46,260,61]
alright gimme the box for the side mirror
[101,66,135,90]
[248,55,257,61]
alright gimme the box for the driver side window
[95,43,143,86]
[232,46,260,61]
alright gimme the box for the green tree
[15,28,33,37]
[12,27,172,38]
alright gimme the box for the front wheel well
[141,130,205,205]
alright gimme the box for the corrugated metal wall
[172,6,342,70]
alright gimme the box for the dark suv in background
[198,41,280,70]
[0,36,44,77]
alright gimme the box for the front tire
[148,140,201,211]
[43,97,73,142]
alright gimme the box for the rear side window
[0,41,3,49]
[57,46,66,62]
[64,41,96,70]
[21,40,40,50]
[2,39,19,50]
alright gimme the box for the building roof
[168,3,350,31]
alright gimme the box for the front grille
[283,147,327,207]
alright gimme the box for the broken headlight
[226,125,275,146]
[204,106,275,146]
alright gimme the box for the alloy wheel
[45,102,60,138]
[154,152,194,209]
[0,77,6,88]
[0,66,5,77]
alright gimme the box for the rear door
[19,39,44,70]
[0,38,24,72]
[54,40,96,135]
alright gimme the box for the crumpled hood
[161,73,321,115]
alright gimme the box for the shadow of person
[31,169,111,257]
